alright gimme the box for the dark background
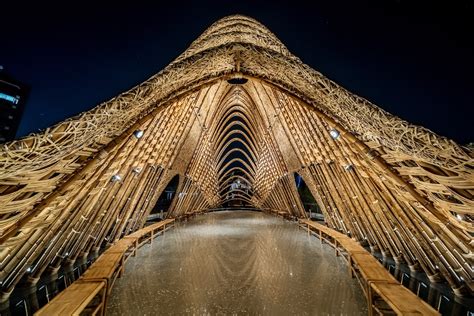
[1,0,472,144]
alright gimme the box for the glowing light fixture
[329,128,340,139]
[111,174,122,182]
[132,167,142,174]
[344,164,353,171]
[133,130,144,139]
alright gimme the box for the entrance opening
[221,168,252,208]
[149,174,179,220]
[294,173,323,220]
[217,110,255,209]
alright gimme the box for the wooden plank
[81,252,124,292]
[351,252,398,284]
[105,238,135,254]
[301,218,438,316]
[336,239,366,254]
[34,217,176,314]
[34,280,106,316]
[88,253,123,268]
[370,282,440,315]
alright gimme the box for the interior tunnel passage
[0,14,472,315]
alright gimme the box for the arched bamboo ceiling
[0,15,472,300]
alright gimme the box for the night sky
[1,0,472,144]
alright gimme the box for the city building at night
[0,66,28,143]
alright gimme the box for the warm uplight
[133,130,144,139]
[329,128,340,139]
[111,174,122,182]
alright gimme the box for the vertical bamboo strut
[0,15,472,302]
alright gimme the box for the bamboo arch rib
[0,14,472,304]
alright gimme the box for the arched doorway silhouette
[294,172,324,221]
[148,174,180,220]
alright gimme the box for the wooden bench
[80,252,125,295]
[301,219,342,256]
[299,219,439,315]
[105,238,135,255]
[370,282,438,315]
[124,218,175,255]
[105,238,136,261]
[34,280,106,316]
[349,252,399,296]
[37,218,177,314]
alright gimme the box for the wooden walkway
[36,216,439,315]
[35,219,175,316]
[300,219,439,316]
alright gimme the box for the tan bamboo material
[299,219,439,315]
[0,14,472,303]
[34,219,175,315]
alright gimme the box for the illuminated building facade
[0,67,28,143]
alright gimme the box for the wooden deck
[300,219,439,316]
[34,218,175,315]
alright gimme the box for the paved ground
[107,211,367,315]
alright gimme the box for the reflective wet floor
[107,211,367,315]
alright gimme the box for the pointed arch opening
[294,172,323,221]
[148,174,180,221]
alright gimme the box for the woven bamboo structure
[0,15,472,302]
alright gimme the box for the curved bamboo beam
[0,15,472,303]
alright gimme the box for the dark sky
[1,0,473,144]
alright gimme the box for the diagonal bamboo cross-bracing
[0,15,472,310]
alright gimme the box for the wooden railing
[35,216,439,315]
[34,219,175,315]
[299,219,440,316]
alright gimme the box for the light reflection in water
[107,211,367,315]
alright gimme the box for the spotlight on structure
[132,167,142,174]
[344,164,353,171]
[133,130,144,139]
[111,174,122,182]
[329,128,340,140]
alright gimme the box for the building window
[0,92,19,104]
[8,115,13,119]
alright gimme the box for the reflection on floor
[107,211,367,315]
